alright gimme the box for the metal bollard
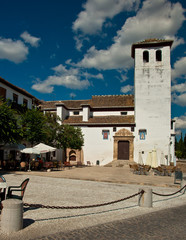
[1,199,23,233]
[138,188,153,208]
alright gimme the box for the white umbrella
[3,143,25,151]
[33,143,56,153]
[160,152,165,166]
[20,147,40,171]
[138,152,143,165]
[146,152,152,166]
[21,148,40,155]
[151,149,158,168]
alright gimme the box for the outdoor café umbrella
[3,143,26,151]
[160,152,166,166]
[33,143,56,153]
[146,152,152,166]
[151,149,158,168]
[138,151,143,165]
[20,148,41,171]
[21,148,40,155]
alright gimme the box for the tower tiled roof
[131,39,173,58]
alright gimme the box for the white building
[41,39,175,166]
[0,76,40,164]
[0,39,175,166]
[41,95,135,165]
[0,76,39,109]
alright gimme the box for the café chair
[6,178,29,200]
[0,175,6,202]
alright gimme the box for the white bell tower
[132,39,174,165]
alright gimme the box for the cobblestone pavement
[31,204,186,240]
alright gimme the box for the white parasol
[138,152,143,165]
[21,148,40,155]
[146,152,152,166]
[33,143,56,153]
[160,152,166,166]
[151,149,158,168]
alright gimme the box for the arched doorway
[66,148,84,165]
[69,150,76,161]
[113,129,134,162]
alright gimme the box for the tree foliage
[0,101,21,144]
[21,108,48,146]
[43,112,60,146]
[175,132,186,159]
[0,100,84,159]
[56,124,84,160]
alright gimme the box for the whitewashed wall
[93,111,134,116]
[134,45,173,165]
[81,126,131,166]
[0,82,33,109]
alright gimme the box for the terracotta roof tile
[63,115,134,125]
[40,95,134,110]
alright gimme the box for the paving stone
[32,204,186,240]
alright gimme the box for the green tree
[21,108,48,146]
[0,100,21,145]
[183,133,186,158]
[44,112,60,146]
[175,132,186,159]
[56,124,84,162]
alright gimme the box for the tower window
[143,51,149,63]
[156,50,162,61]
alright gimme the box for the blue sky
[0,0,185,136]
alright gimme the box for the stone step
[104,160,130,167]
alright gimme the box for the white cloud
[172,93,186,106]
[20,31,41,47]
[172,56,186,81]
[32,64,103,93]
[76,0,185,70]
[121,84,133,94]
[119,74,128,83]
[172,82,186,93]
[174,114,186,130]
[0,38,28,63]
[73,0,140,35]
[32,75,90,93]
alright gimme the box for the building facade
[0,77,40,164]
[0,77,39,109]
[0,39,176,166]
[41,39,175,166]
[41,95,135,165]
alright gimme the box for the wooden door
[118,141,129,160]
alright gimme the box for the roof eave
[131,39,173,58]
